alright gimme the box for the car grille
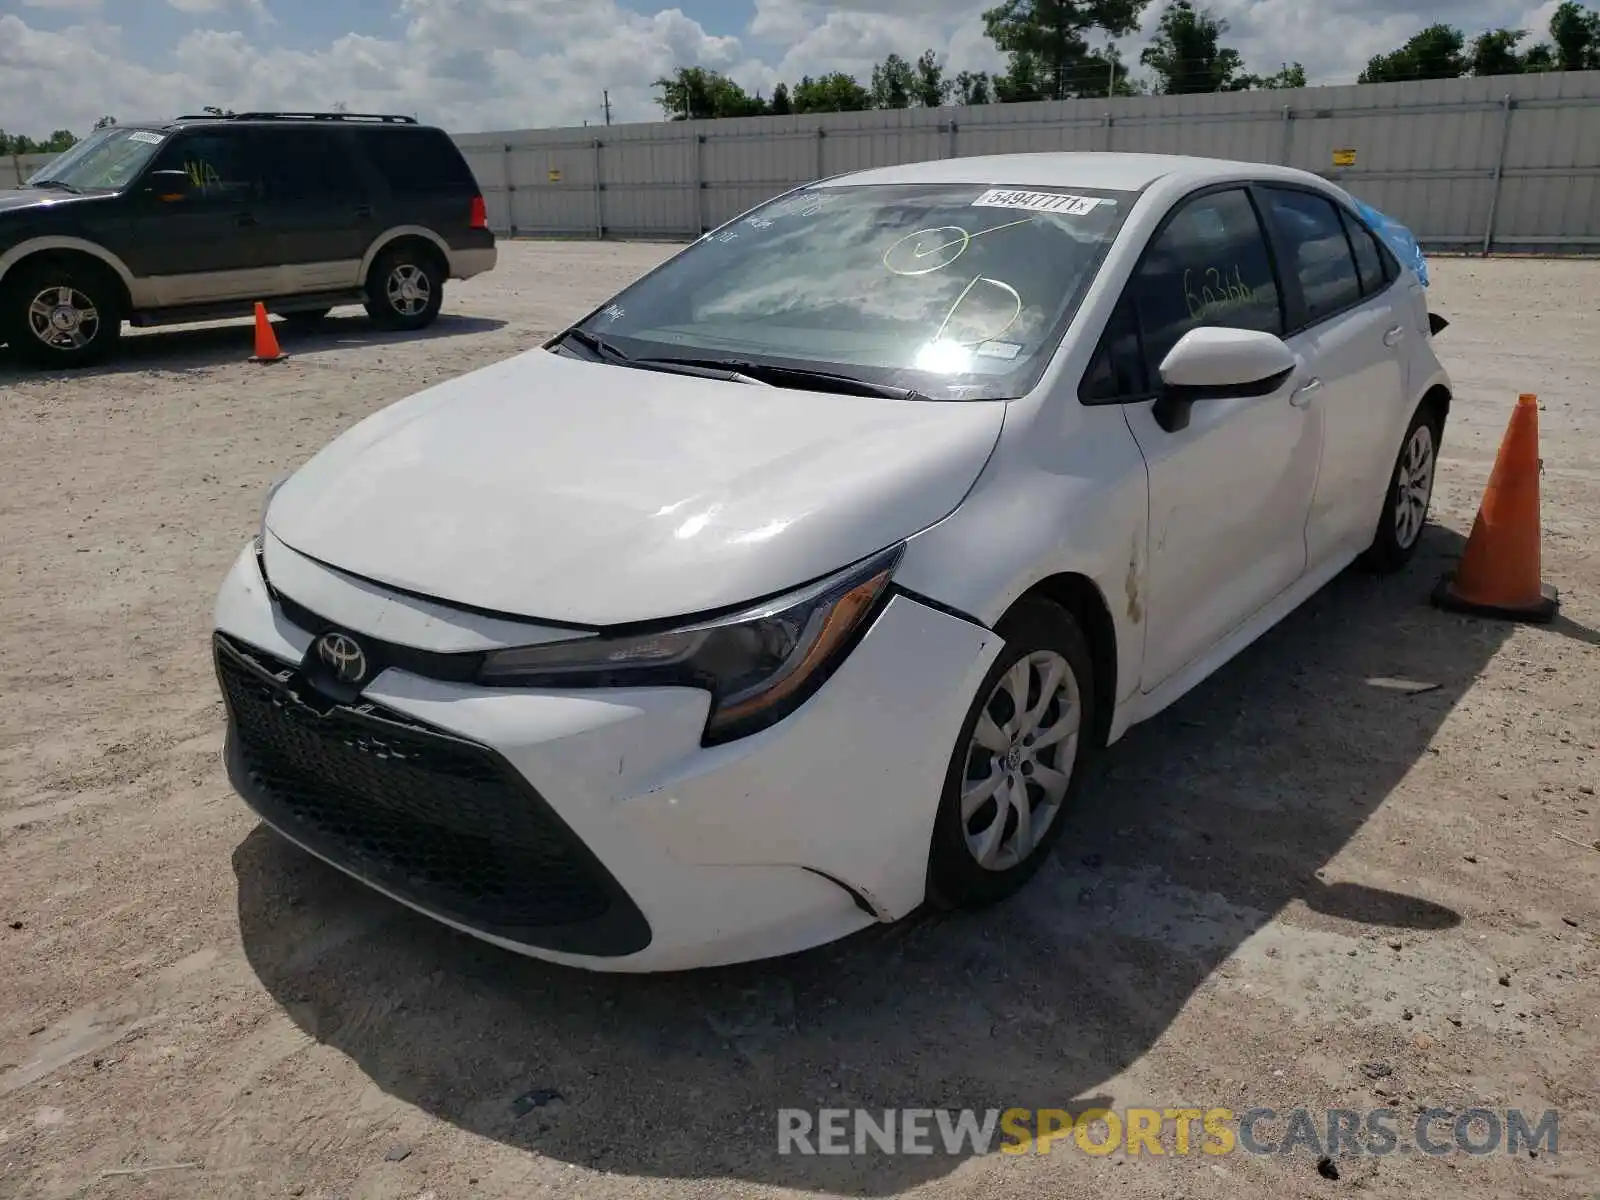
[215,634,650,955]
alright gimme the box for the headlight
[477,543,904,744]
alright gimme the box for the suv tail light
[470,195,488,230]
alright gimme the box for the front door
[1116,186,1323,691]
[123,128,277,306]
[252,127,378,295]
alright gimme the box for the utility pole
[603,90,612,126]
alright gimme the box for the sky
[0,0,1568,140]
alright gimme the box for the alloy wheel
[386,264,432,317]
[1394,422,1436,550]
[27,286,101,352]
[960,650,1081,872]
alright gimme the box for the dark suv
[0,112,496,368]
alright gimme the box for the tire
[927,596,1097,910]
[363,243,444,331]
[279,308,331,333]
[1359,400,1443,574]
[3,258,122,369]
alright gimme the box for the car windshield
[573,181,1136,400]
[25,127,169,193]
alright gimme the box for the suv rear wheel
[3,259,123,368]
[364,243,444,331]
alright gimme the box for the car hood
[265,348,1005,626]
[0,188,60,214]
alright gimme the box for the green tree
[1359,23,1468,83]
[1470,28,1529,76]
[914,49,953,107]
[993,50,1048,101]
[870,53,916,109]
[1550,0,1600,68]
[652,67,766,119]
[983,0,1152,100]
[954,70,994,105]
[769,82,792,115]
[1522,42,1557,70]
[791,72,872,113]
[92,115,118,130]
[1140,0,1248,92]
[1070,48,1142,95]
[1240,61,1307,89]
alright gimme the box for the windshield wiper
[25,179,83,194]
[554,327,632,364]
[554,329,764,384]
[631,356,933,401]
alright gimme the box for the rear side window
[256,128,362,202]
[1339,207,1390,296]
[1260,187,1363,326]
[362,129,478,196]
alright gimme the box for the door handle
[355,204,373,219]
[1383,324,1406,347]
[1290,377,1322,407]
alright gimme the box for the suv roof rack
[176,111,419,124]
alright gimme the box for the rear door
[253,126,379,294]
[1255,185,1410,568]
[122,128,276,306]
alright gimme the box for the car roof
[815,152,1330,194]
[121,113,435,133]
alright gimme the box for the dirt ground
[1,244,1596,1200]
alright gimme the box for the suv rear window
[362,128,478,196]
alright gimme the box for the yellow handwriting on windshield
[935,275,1023,345]
[882,219,1033,277]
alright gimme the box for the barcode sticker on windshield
[972,189,1104,216]
[128,131,165,144]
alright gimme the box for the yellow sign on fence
[548,168,562,182]
[1332,148,1357,167]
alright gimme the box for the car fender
[360,226,454,280]
[894,399,1150,726]
[0,235,143,305]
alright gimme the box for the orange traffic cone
[249,302,285,364]
[1432,393,1558,623]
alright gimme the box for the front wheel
[927,597,1097,910]
[4,261,122,369]
[363,244,444,331]
[1360,403,1441,574]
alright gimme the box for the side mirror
[145,170,195,202]
[1151,326,1298,433]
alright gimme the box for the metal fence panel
[470,70,1600,253]
[2,73,1595,251]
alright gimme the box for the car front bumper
[212,542,1001,972]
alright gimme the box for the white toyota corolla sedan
[214,152,1452,972]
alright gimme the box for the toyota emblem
[315,631,368,685]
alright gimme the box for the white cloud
[166,0,272,22]
[0,0,1573,142]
